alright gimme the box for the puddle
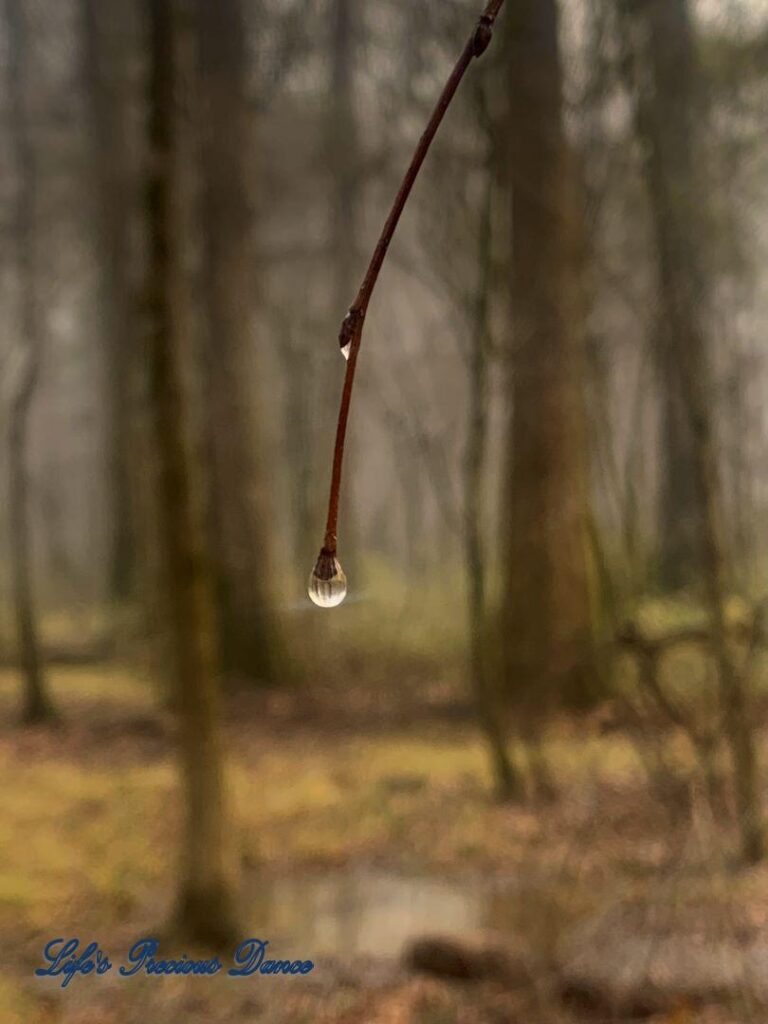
[246,872,519,959]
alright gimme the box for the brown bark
[501,0,598,711]
[145,0,239,944]
[5,0,57,725]
[621,0,763,862]
[195,0,282,686]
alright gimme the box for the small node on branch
[473,15,494,57]
[338,307,363,360]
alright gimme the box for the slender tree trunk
[621,0,763,862]
[278,326,314,570]
[9,360,54,724]
[81,0,137,603]
[329,0,359,316]
[657,328,702,589]
[195,0,282,686]
[616,0,705,592]
[501,0,598,716]
[5,0,57,725]
[465,161,520,799]
[145,0,239,944]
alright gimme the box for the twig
[318,0,507,557]
[616,607,768,766]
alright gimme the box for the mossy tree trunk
[145,0,239,944]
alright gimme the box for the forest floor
[0,662,767,1023]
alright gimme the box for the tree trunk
[620,0,706,591]
[501,0,598,715]
[144,0,239,944]
[465,157,520,800]
[81,0,138,603]
[9,360,54,724]
[329,0,359,317]
[195,0,282,687]
[657,330,702,590]
[621,0,763,862]
[4,0,57,725]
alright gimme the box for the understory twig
[317,0,507,557]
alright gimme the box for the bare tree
[464,146,520,800]
[500,0,598,732]
[144,0,239,944]
[619,0,763,862]
[81,0,139,603]
[328,0,360,320]
[195,0,283,686]
[4,0,58,724]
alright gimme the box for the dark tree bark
[657,338,702,590]
[195,0,282,686]
[9,358,53,725]
[4,0,58,725]
[465,158,520,800]
[620,0,706,590]
[501,0,598,716]
[620,0,763,862]
[144,0,239,944]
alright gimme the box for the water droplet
[340,341,351,361]
[308,550,347,608]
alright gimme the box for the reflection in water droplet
[308,550,348,608]
[340,341,351,361]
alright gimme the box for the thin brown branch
[319,0,506,555]
[616,607,768,758]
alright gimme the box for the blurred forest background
[2,0,768,1021]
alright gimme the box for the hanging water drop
[340,340,351,361]
[308,549,347,608]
